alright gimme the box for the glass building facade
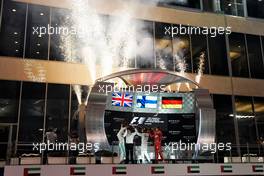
[0,0,264,164]
[159,0,264,19]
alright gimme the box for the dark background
[104,110,196,145]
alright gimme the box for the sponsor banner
[252,165,264,172]
[151,166,165,174]
[187,166,200,173]
[104,110,196,144]
[221,165,232,173]
[70,167,86,175]
[23,167,41,176]
[112,166,127,175]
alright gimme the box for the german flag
[162,97,183,109]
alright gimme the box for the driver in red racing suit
[150,128,163,162]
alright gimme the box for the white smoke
[174,54,187,92]
[174,53,187,74]
[157,53,167,70]
[58,0,156,104]
[195,52,205,84]
[72,85,82,105]
[59,0,198,100]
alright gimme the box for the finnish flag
[136,95,157,108]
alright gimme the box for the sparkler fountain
[59,0,206,143]
[59,0,141,142]
[195,52,206,86]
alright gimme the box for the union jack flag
[112,92,133,107]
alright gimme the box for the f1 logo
[130,117,146,125]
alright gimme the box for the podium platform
[4,163,264,176]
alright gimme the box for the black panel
[46,84,70,142]
[229,33,249,78]
[0,80,20,123]
[0,1,26,57]
[246,35,264,79]
[247,0,264,19]
[25,4,50,60]
[18,82,46,143]
[104,110,196,145]
[208,35,229,76]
